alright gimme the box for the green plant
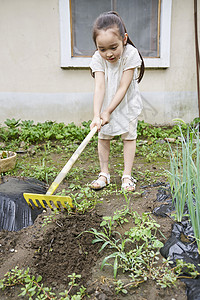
[168,124,200,252]
[136,140,169,163]
[65,167,85,182]
[42,210,60,227]
[137,119,187,141]
[186,128,200,253]
[114,258,199,292]
[85,210,165,283]
[31,158,57,183]
[85,208,200,292]
[59,273,87,299]
[0,266,55,299]
[0,119,92,145]
[168,137,187,222]
[0,151,9,159]
[4,118,21,128]
[100,183,121,195]
[114,279,128,295]
[0,267,87,299]
[113,205,130,226]
[100,198,130,236]
[60,187,98,213]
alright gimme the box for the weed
[65,167,86,183]
[42,210,60,227]
[84,205,199,291]
[0,266,87,299]
[60,187,99,213]
[100,197,130,236]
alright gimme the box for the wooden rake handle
[46,125,98,195]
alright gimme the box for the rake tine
[33,198,46,209]
[25,197,41,209]
[50,200,60,210]
[35,200,43,208]
[26,199,34,209]
[44,199,54,210]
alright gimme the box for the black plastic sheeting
[160,222,200,300]
[153,185,200,300]
[0,177,46,231]
[152,185,175,217]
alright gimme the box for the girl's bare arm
[90,71,105,130]
[101,69,134,125]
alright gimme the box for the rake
[23,125,98,210]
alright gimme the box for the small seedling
[42,209,60,227]
[0,267,87,299]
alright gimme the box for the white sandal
[121,175,136,192]
[90,172,110,190]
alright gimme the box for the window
[59,0,172,68]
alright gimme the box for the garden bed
[0,119,199,299]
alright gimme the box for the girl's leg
[91,138,110,188]
[98,138,110,174]
[123,139,136,184]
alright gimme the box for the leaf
[0,282,4,289]
[19,289,27,297]
[113,215,119,221]
[152,240,164,248]
[71,295,81,300]
[25,277,31,283]
[92,238,103,244]
[172,118,186,125]
[98,241,110,253]
[37,275,42,283]
[101,252,118,270]
[29,286,37,292]
[113,256,118,278]
[103,216,111,220]
[100,220,107,227]
[56,134,64,139]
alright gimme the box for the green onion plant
[186,128,200,253]
[168,128,188,222]
[168,124,200,253]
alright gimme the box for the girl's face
[96,27,127,63]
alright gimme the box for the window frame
[59,0,172,68]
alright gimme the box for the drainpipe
[194,0,200,117]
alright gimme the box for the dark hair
[92,11,144,83]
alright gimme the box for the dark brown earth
[0,145,188,299]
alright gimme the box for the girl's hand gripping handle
[90,117,102,131]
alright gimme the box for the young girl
[89,11,144,192]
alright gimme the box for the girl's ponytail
[108,11,144,83]
[126,37,144,83]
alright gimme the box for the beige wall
[0,0,199,125]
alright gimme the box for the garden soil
[0,153,188,299]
